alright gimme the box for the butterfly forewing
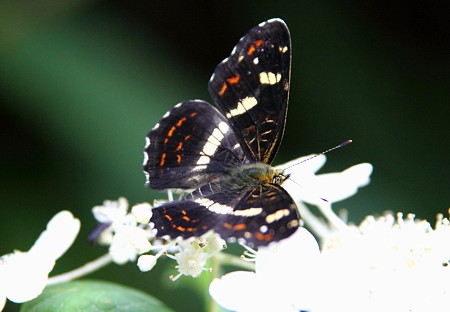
[144,100,246,190]
[208,19,291,164]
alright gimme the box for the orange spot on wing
[218,83,228,96]
[184,135,191,141]
[234,223,247,230]
[182,216,190,221]
[176,154,181,164]
[218,75,240,96]
[255,232,274,242]
[159,153,166,166]
[190,112,198,118]
[167,126,177,137]
[164,214,173,221]
[173,225,197,232]
[254,39,264,47]
[247,45,256,56]
[223,223,247,231]
[175,142,183,151]
[227,75,240,84]
[176,117,187,127]
[247,40,264,56]
[164,138,169,144]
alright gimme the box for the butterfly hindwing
[217,184,299,246]
[144,100,246,190]
[208,18,291,164]
[149,200,215,239]
[150,183,299,246]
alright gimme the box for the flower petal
[297,163,373,205]
[92,197,128,223]
[256,228,320,310]
[256,228,320,273]
[0,296,5,311]
[211,229,321,312]
[28,210,80,261]
[131,203,153,224]
[209,271,259,312]
[137,255,157,272]
[2,252,51,303]
[109,227,151,264]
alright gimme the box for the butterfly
[143,18,300,247]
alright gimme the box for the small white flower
[109,226,152,265]
[92,197,129,224]
[204,232,227,252]
[167,234,225,281]
[0,211,80,309]
[173,248,210,279]
[137,255,157,272]
[91,198,154,265]
[131,203,153,224]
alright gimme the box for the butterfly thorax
[233,163,288,187]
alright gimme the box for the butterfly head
[272,168,290,185]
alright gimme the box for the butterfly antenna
[284,140,352,171]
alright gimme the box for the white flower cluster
[317,212,450,312]
[92,197,153,264]
[210,155,450,312]
[92,197,226,280]
[0,196,224,310]
[136,233,226,280]
[211,212,450,312]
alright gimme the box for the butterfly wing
[150,182,299,247]
[145,19,300,247]
[208,18,291,164]
[215,184,299,246]
[144,100,247,190]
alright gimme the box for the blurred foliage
[0,1,448,311]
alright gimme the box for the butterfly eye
[272,175,281,185]
[273,172,290,185]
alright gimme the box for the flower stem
[208,254,222,312]
[47,254,113,284]
[296,201,330,238]
[318,202,348,231]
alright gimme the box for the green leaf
[21,280,174,312]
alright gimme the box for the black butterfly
[143,18,300,247]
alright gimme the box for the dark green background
[1,1,448,311]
